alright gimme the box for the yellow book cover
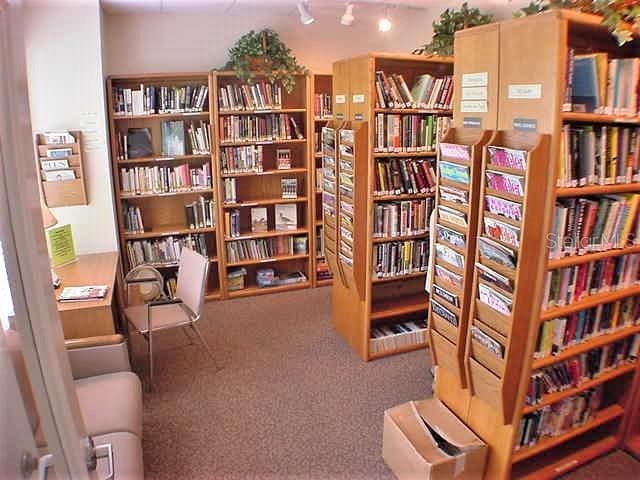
[609,128,619,181]
[619,194,639,248]
[610,300,621,329]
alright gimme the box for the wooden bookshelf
[106,72,223,300]
[212,71,313,298]
[311,73,334,287]
[432,11,640,480]
[328,53,454,360]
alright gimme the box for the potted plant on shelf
[223,29,307,93]
[412,2,493,56]
[515,1,640,45]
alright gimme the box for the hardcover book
[275,204,298,231]
[250,207,268,232]
[126,128,153,159]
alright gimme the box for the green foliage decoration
[223,29,308,93]
[413,2,494,56]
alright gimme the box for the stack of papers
[58,285,108,302]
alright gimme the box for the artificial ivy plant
[413,2,493,56]
[223,29,307,93]
[515,1,640,45]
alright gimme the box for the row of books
[369,319,428,355]
[185,198,216,229]
[224,203,298,237]
[558,125,639,187]
[226,235,307,263]
[218,82,283,111]
[549,195,639,258]
[314,93,332,119]
[113,84,208,116]
[543,253,640,309]
[125,235,208,268]
[374,70,453,110]
[115,122,210,161]
[566,51,640,116]
[374,114,450,153]
[374,158,437,195]
[373,239,429,279]
[123,203,144,234]
[515,386,604,450]
[526,335,640,406]
[219,114,303,143]
[534,296,640,358]
[373,199,433,238]
[222,177,299,204]
[220,145,263,173]
[316,260,332,281]
[120,164,212,195]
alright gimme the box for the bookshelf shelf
[120,188,214,199]
[556,183,640,197]
[227,280,311,298]
[224,228,309,241]
[532,324,640,370]
[372,192,434,201]
[540,285,640,321]
[370,292,429,321]
[114,111,209,120]
[369,341,429,360]
[372,271,427,284]
[373,151,437,158]
[372,232,429,243]
[220,167,307,178]
[316,278,333,287]
[124,225,216,240]
[562,112,640,124]
[514,435,619,480]
[226,253,309,267]
[219,139,306,147]
[218,108,306,115]
[511,405,624,464]
[522,363,637,415]
[117,153,211,165]
[222,196,308,208]
[548,245,640,269]
[374,108,453,115]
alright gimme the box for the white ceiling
[100,0,530,16]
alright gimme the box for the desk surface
[55,252,119,312]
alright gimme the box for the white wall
[24,1,118,255]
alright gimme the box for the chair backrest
[176,247,208,317]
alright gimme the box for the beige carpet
[129,287,640,479]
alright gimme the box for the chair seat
[75,371,143,438]
[125,302,193,334]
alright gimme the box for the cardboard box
[382,398,487,480]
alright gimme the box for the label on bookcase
[462,72,488,88]
[354,113,364,121]
[460,100,488,113]
[508,84,542,99]
[463,117,482,128]
[336,113,345,120]
[462,86,487,101]
[335,95,346,104]
[352,94,365,104]
[513,118,538,132]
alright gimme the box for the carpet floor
[129,287,640,480]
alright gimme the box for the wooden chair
[124,248,215,388]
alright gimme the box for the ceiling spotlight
[378,8,392,32]
[341,3,355,26]
[297,1,314,25]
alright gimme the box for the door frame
[0,1,92,478]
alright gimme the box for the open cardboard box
[383,398,487,480]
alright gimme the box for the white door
[0,290,39,479]
[0,1,94,478]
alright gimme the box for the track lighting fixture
[340,3,355,26]
[297,1,314,25]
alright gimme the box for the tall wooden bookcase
[431,11,640,480]
[311,73,334,287]
[328,53,453,360]
[211,72,313,298]
[106,72,223,301]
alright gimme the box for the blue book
[572,56,599,112]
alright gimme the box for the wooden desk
[54,252,119,339]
